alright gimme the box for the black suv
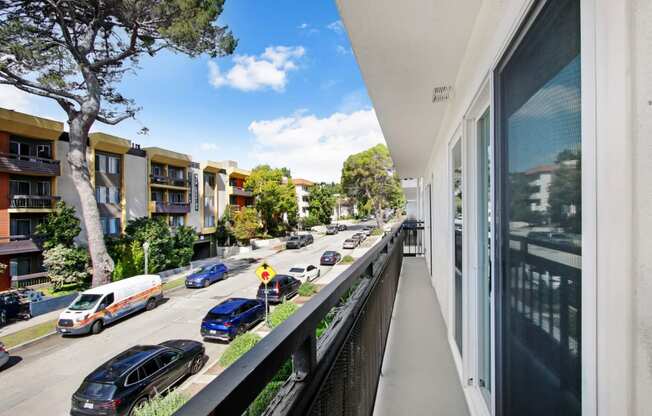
[257,275,301,304]
[70,340,205,416]
[0,292,28,327]
[300,234,314,245]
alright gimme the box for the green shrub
[34,201,81,249]
[267,302,299,329]
[341,255,355,265]
[42,244,91,290]
[218,333,262,368]
[298,281,317,297]
[246,381,284,416]
[132,391,188,416]
[371,228,383,236]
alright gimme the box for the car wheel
[146,298,157,311]
[203,279,210,288]
[190,354,204,375]
[91,320,104,335]
[129,397,149,416]
[0,310,6,327]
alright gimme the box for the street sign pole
[265,283,269,326]
[255,262,276,328]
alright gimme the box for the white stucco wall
[296,185,310,218]
[124,153,148,222]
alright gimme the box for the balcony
[150,201,190,214]
[9,195,60,210]
[150,174,190,188]
[230,185,253,197]
[0,152,60,176]
[174,221,467,416]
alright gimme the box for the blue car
[185,263,229,288]
[201,298,265,341]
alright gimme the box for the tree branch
[90,24,140,69]
[95,112,135,125]
[0,67,83,103]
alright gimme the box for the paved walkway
[373,257,470,416]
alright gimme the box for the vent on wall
[432,85,454,103]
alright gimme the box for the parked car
[201,298,265,342]
[325,225,339,235]
[57,274,163,336]
[0,291,29,327]
[337,224,347,231]
[70,340,205,416]
[286,235,305,249]
[343,238,359,250]
[0,342,8,369]
[362,226,373,236]
[185,263,228,288]
[352,233,366,243]
[320,251,342,266]
[257,275,301,304]
[287,264,320,282]
[300,233,314,245]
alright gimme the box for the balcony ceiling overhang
[89,132,131,154]
[0,108,63,140]
[336,0,481,178]
[228,167,251,179]
[201,161,226,174]
[145,146,192,167]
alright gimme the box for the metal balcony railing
[9,195,60,209]
[0,152,60,176]
[150,174,190,187]
[175,221,407,416]
[151,201,190,214]
[403,220,425,256]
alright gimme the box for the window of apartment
[151,190,164,202]
[95,154,120,174]
[10,141,31,157]
[229,195,237,205]
[36,144,51,159]
[495,0,581,414]
[100,217,121,235]
[169,167,184,180]
[205,173,216,188]
[10,180,30,195]
[96,186,120,204]
[11,218,31,238]
[169,192,185,204]
[36,181,50,196]
[10,257,31,277]
[151,164,163,176]
[170,215,185,227]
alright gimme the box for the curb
[7,328,58,352]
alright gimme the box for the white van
[56,274,163,335]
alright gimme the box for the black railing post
[293,334,317,381]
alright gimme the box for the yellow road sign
[256,263,276,285]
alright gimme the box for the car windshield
[323,251,335,256]
[345,239,354,243]
[289,267,304,273]
[78,382,116,400]
[69,294,102,311]
[289,236,300,241]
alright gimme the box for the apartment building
[220,160,254,212]
[293,178,314,218]
[144,147,192,228]
[0,109,63,290]
[338,0,651,415]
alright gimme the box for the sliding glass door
[452,139,463,357]
[495,0,582,415]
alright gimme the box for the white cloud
[249,108,385,182]
[336,45,352,55]
[0,84,35,113]
[208,46,305,92]
[327,20,345,35]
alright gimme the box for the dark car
[286,235,305,249]
[320,251,342,266]
[300,234,314,245]
[337,224,347,231]
[70,340,204,416]
[200,298,265,341]
[185,263,229,288]
[256,275,301,304]
[0,292,29,327]
[325,225,339,235]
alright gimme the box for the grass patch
[371,228,384,236]
[42,283,84,298]
[0,319,57,349]
[218,332,262,368]
[267,302,299,329]
[163,277,186,291]
[340,255,355,265]
[298,281,318,297]
[132,391,188,416]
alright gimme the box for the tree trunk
[68,114,114,287]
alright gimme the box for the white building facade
[293,178,314,218]
[339,0,652,415]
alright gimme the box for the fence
[402,220,424,256]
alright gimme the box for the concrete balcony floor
[374,257,470,416]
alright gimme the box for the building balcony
[0,238,41,256]
[229,185,253,197]
[150,174,190,188]
[0,152,60,176]
[150,201,190,214]
[9,195,61,210]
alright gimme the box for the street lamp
[143,241,150,275]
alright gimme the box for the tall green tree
[245,165,298,235]
[232,207,259,243]
[341,144,405,227]
[35,201,82,249]
[0,1,236,287]
[307,183,336,225]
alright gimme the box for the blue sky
[0,0,385,182]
